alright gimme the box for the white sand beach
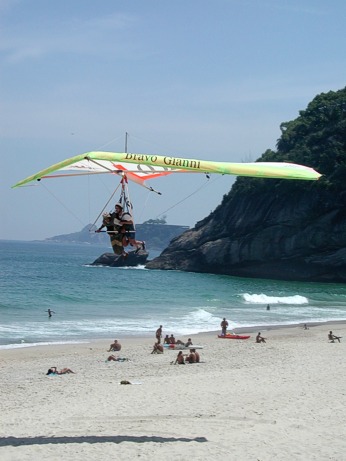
[0,323,345,461]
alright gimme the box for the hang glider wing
[12,151,321,189]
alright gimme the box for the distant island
[45,219,189,251]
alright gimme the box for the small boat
[218,334,250,340]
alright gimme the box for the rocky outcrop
[91,250,148,267]
[146,186,346,282]
[146,88,346,283]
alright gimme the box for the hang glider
[12,151,321,190]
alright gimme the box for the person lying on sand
[46,367,75,375]
[108,339,122,352]
[106,355,129,362]
[256,332,266,343]
[175,338,193,346]
[328,331,341,343]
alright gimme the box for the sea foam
[243,293,308,305]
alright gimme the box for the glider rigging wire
[156,175,217,219]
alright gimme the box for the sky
[1,0,345,241]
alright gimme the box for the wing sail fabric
[12,151,321,188]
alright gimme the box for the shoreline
[2,318,346,351]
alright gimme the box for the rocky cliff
[146,87,346,283]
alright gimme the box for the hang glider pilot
[113,203,146,253]
[96,212,126,257]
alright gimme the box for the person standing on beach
[156,325,163,343]
[47,309,55,319]
[220,318,228,336]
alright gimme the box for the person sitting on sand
[194,349,200,363]
[151,342,164,354]
[328,331,341,343]
[169,334,176,344]
[108,339,122,352]
[185,349,196,364]
[46,367,75,375]
[256,332,266,343]
[174,350,185,365]
[163,334,170,344]
[184,338,193,347]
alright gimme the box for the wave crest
[243,293,308,305]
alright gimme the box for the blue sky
[1,0,345,240]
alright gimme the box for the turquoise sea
[1,240,346,349]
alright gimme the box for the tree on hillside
[226,86,346,199]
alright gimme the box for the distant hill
[45,223,190,251]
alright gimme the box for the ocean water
[1,240,346,349]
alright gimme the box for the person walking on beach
[47,309,55,319]
[156,325,163,343]
[256,332,266,343]
[220,318,228,336]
